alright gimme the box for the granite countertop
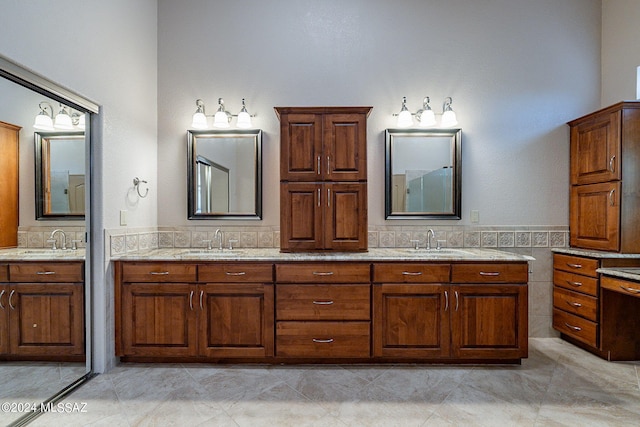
[111,247,534,262]
[597,267,640,282]
[552,247,640,259]
[0,248,86,261]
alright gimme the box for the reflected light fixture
[34,101,84,131]
[440,97,458,127]
[190,98,255,129]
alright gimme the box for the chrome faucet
[49,229,67,250]
[214,228,223,250]
[426,228,435,250]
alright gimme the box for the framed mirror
[385,128,462,219]
[34,131,85,220]
[187,129,262,219]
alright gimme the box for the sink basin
[392,248,476,257]
[177,249,246,257]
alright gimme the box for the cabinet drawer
[553,286,598,321]
[451,263,528,283]
[0,264,7,281]
[121,262,196,282]
[276,321,370,358]
[199,263,273,283]
[553,269,598,297]
[601,276,640,299]
[372,263,450,283]
[553,308,597,347]
[9,262,84,282]
[276,284,370,320]
[553,254,599,278]
[276,263,370,283]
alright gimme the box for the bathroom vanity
[114,248,530,364]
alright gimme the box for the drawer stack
[275,263,371,358]
[552,254,599,347]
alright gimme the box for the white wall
[602,0,640,105]
[0,0,158,372]
[158,0,601,228]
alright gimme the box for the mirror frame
[34,131,86,220]
[187,129,263,220]
[385,128,462,219]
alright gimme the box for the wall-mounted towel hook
[133,177,149,198]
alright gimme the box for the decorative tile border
[107,225,569,257]
[18,226,87,249]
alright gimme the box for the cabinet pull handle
[566,263,582,269]
[444,290,449,311]
[566,280,582,287]
[566,300,582,308]
[36,271,56,275]
[189,290,194,311]
[620,285,640,294]
[312,271,334,276]
[225,272,246,276]
[609,155,616,173]
[317,155,321,174]
[402,271,423,276]
[0,290,5,309]
[564,322,582,332]
[327,156,331,175]
[317,188,321,207]
[312,338,334,343]
[200,290,204,310]
[313,300,334,305]
[150,271,170,276]
[454,291,459,311]
[327,188,331,207]
[9,290,16,310]
[609,189,615,206]
[479,271,500,276]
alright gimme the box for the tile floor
[27,339,640,426]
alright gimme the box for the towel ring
[133,177,149,198]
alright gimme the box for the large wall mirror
[385,128,462,219]
[35,131,85,220]
[0,54,97,426]
[187,129,262,220]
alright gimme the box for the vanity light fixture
[190,98,255,129]
[393,96,459,128]
[33,101,85,131]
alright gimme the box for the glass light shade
[54,111,74,130]
[191,112,208,129]
[440,110,458,127]
[397,110,413,127]
[213,111,230,128]
[34,113,54,131]
[236,111,252,128]
[419,109,436,127]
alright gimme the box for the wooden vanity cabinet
[276,107,371,252]
[0,262,84,359]
[116,262,274,359]
[568,102,640,252]
[373,262,528,361]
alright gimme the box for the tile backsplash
[18,226,86,249]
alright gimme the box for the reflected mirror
[35,131,85,219]
[385,128,461,219]
[187,129,262,219]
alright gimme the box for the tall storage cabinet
[568,102,640,253]
[0,121,20,248]
[275,107,371,252]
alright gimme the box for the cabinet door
[373,284,450,358]
[570,110,620,185]
[0,121,19,248]
[0,285,8,354]
[280,113,323,181]
[570,181,620,252]
[451,284,528,360]
[8,283,84,356]
[121,283,197,357]
[324,182,367,251]
[323,113,367,181]
[199,283,274,358]
[280,182,323,251]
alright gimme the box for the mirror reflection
[187,129,262,219]
[385,128,462,219]
[35,132,85,219]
